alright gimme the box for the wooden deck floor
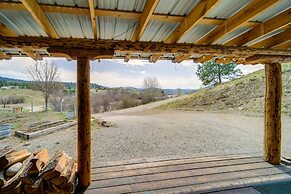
[84,153,291,194]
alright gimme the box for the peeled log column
[264,63,282,164]
[77,57,91,187]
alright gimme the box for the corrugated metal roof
[245,29,285,46]
[178,24,217,43]
[155,0,200,16]
[251,0,291,22]
[206,0,252,19]
[46,13,93,38]
[0,10,47,36]
[95,0,145,11]
[214,26,252,45]
[140,21,179,42]
[37,0,89,7]
[97,16,137,40]
[0,48,20,55]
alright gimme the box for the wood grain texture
[264,63,282,164]
[77,57,91,188]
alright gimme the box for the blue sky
[0,57,263,89]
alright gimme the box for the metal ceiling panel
[178,24,217,43]
[205,0,252,19]
[0,10,47,36]
[95,0,146,11]
[245,29,285,46]
[46,13,93,38]
[97,16,137,40]
[214,26,252,45]
[155,0,200,16]
[140,21,179,42]
[251,0,291,22]
[37,0,89,7]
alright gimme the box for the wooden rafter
[149,53,162,63]
[20,0,59,38]
[273,41,291,50]
[225,8,291,46]
[0,21,43,60]
[196,0,280,45]
[0,36,290,57]
[165,0,220,43]
[0,2,265,27]
[88,0,97,39]
[132,0,159,41]
[173,54,191,63]
[250,27,291,48]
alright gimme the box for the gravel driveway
[1,101,291,166]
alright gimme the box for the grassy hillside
[0,89,44,105]
[160,63,291,117]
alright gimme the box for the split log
[50,156,74,186]
[59,162,78,193]
[1,154,33,192]
[0,149,31,170]
[23,177,43,194]
[28,148,49,174]
[41,151,69,181]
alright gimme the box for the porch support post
[264,63,282,164]
[77,57,91,187]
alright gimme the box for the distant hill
[0,76,29,83]
[160,63,291,117]
[0,76,106,90]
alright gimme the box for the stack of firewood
[0,147,77,194]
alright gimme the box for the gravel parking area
[1,108,291,166]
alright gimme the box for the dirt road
[1,97,291,165]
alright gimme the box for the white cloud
[111,59,149,66]
[238,64,264,75]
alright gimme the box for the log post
[264,63,282,164]
[77,57,91,187]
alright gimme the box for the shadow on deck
[82,153,291,194]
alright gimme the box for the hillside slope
[160,63,291,117]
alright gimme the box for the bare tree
[27,60,61,111]
[142,76,163,103]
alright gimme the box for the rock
[23,142,30,146]
[238,106,244,111]
[5,162,22,177]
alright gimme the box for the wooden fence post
[264,63,282,164]
[77,57,91,187]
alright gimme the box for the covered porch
[0,0,290,193]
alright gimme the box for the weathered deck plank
[86,154,291,194]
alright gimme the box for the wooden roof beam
[20,50,42,60]
[124,53,131,62]
[88,0,98,39]
[173,54,191,63]
[20,0,59,38]
[215,56,234,64]
[196,0,280,45]
[149,53,162,63]
[225,8,291,46]
[1,36,291,57]
[250,27,291,48]
[246,54,291,64]
[0,51,11,60]
[0,21,43,60]
[165,0,220,43]
[132,0,159,41]
[194,55,214,63]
